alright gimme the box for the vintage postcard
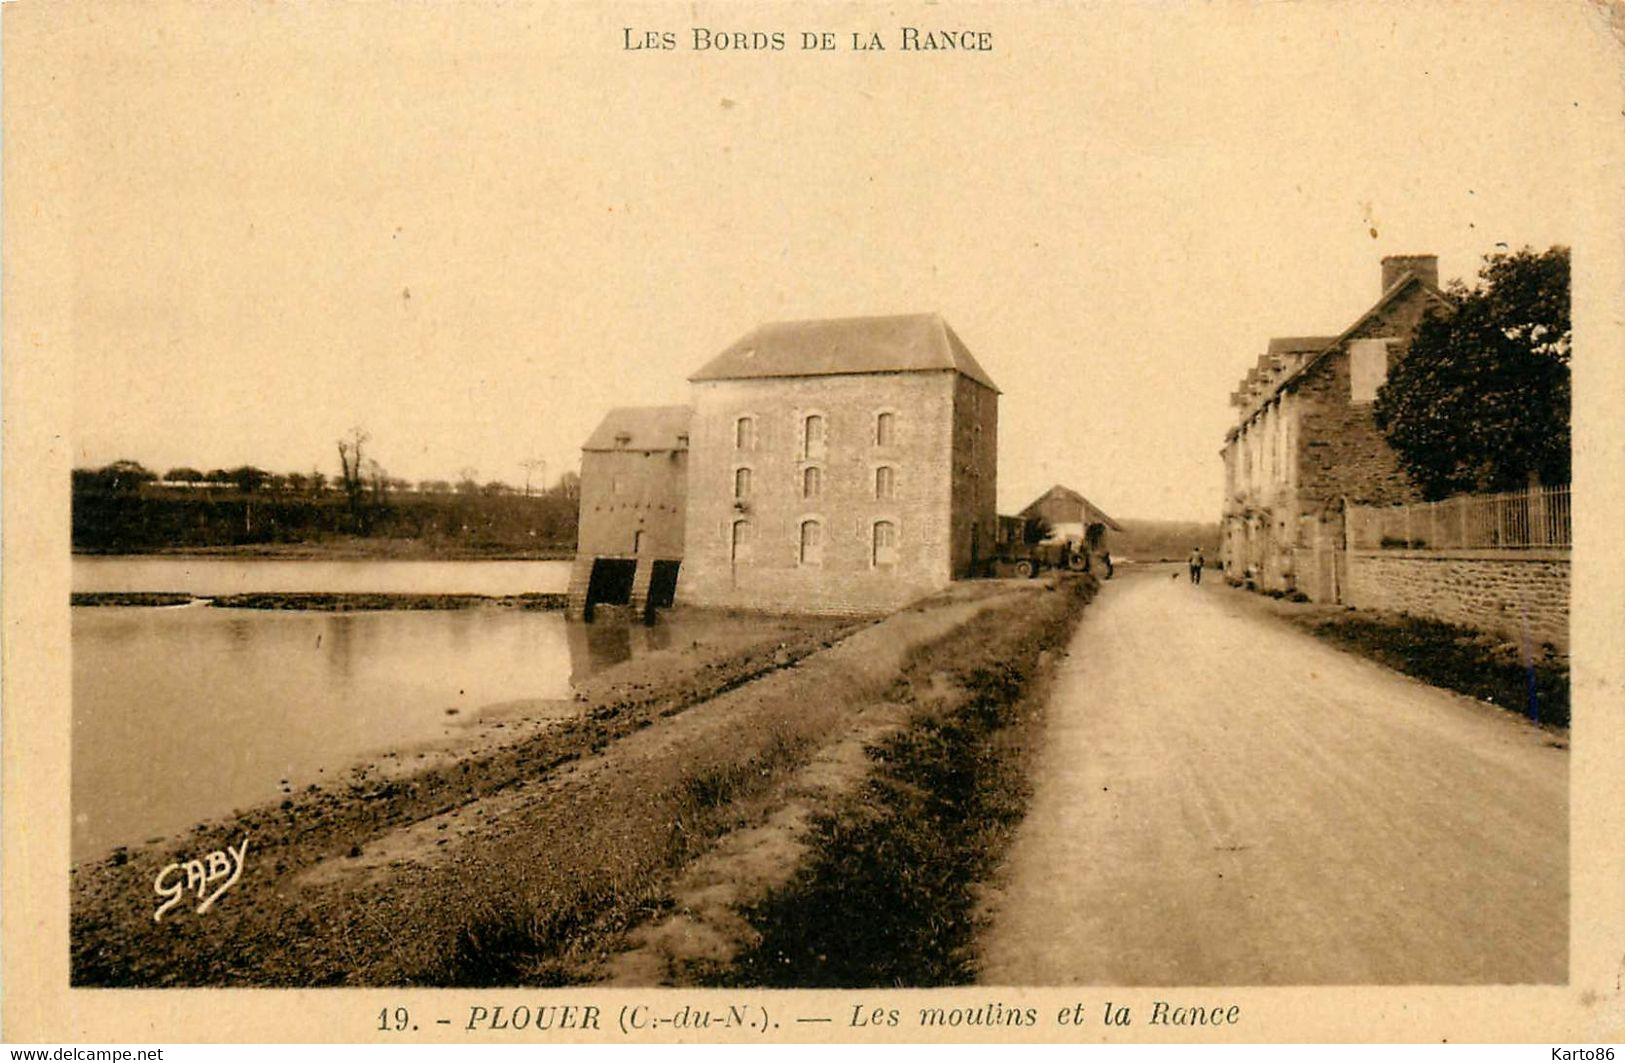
[4,0,1624,1046]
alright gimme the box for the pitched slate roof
[582,405,692,452]
[689,313,999,391]
[1268,336,1338,357]
[1225,265,1455,439]
[1018,484,1123,532]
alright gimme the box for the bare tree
[520,458,548,498]
[337,426,371,531]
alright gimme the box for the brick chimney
[1381,254,1439,293]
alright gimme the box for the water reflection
[71,605,686,862]
[72,556,573,596]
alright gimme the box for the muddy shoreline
[71,579,1094,987]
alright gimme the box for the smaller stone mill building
[567,405,690,617]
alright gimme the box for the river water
[72,556,572,596]
[70,558,667,863]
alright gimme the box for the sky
[61,1,1611,521]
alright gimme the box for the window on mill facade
[875,411,895,447]
[802,414,826,460]
[874,465,895,501]
[873,520,898,567]
[735,416,756,450]
[734,467,752,500]
[803,465,822,500]
[799,519,824,565]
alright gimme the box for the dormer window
[614,432,632,449]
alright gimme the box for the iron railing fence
[1347,485,1571,551]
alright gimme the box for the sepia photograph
[4,0,1624,1046]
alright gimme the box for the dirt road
[979,568,1567,985]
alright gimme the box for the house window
[733,466,752,501]
[873,520,898,567]
[801,414,826,460]
[1349,338,1391,404]
[799,519,824,565]
[735,416,756,450]
[730,519,753,562]
[874,465,895,500]
[802,465,822,500]
[875,411,895,446]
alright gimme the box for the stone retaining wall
[1344,549,1569,651]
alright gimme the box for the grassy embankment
[713,575,1096,987]
[72,577,1097,988]
[1237,590,1569,729]
[73,486,578,557]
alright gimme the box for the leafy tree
[165,466,204,483]
[1374,246,1570,500]
[228,466,270,493]
[75,460,156,493]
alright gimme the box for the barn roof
[1019,484,1123,532]
[689,313,999,391]
[582,405,692,452]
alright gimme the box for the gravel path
[978,568,1567,985]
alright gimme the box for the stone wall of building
[1344,549,1570,651]
[1223,276,1446,595]
[1293,287,1433,510]
[681,371,981,614]
[947,372,999,576]
[577,448,688,560]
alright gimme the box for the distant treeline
[1113,518,1222,561]
[72,462,579,554]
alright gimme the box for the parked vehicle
[990,528,1091,578]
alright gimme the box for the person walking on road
[1188,546,1204,585]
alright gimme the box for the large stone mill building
[570,313,999,616]
[1220,254,1453,601]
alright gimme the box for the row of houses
[571,313,1118,616]
[1220,254,1452,601]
